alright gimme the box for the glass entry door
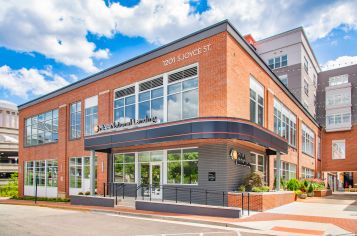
[139,162,162,199]
[150,163,162,199]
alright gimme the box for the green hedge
[0,173,18,197]
[12,196,70,202]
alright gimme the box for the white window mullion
[163,74,168,122]
[135,83,139,120]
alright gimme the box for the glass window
[267,55,288,69]
[25,109,59,146]
[25,161,34,186]
[34,161,46,186]
[113,153,135,183]
[250,77,264,126]
[168,77,198,122]
[70,102,81,139]
[167,148,198,185]
[85,96,98,136]
[47,160,58,187]
[304,80,309,95]
[302,167,314,179]
[274,99,296,147]
[329,74,348,86]
[332,140,345,160]
[326,113,351,127]
[304,57,309,72]
[274,160,296,181]
[114,87,135,123]
[250,153,266,184]
[70,157,82,188]
[302,124,315,156]
[139,85,164,121]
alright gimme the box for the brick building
[18,20,326,199]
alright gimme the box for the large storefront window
[250,76,264,126]
[85,96,98,136]
[167,148,198,185]
[24,160,58,197]
[69,157,96,195]
[302,124,315,156]
[274,98,297,147]
[113,153,135,183]
[70,101,81,139]
[274,160,296,181]
[25,109,58,146]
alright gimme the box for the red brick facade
[18,26,322,198]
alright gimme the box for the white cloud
[321,56,357,71]
[0,65,69,98]
[0,0,356,72]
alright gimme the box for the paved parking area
[0,204,269,236]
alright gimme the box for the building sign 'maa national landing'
[94,116,159,134]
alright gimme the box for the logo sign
[230,148,251,168]
[208,172,216,181]
[94,116,159,133]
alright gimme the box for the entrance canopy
[84,117,288,154]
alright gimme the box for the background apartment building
[317,64,357,190]
[254,27,321,118]
[0,100,19,185]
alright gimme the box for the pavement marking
[271,226,324,235]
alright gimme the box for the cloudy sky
[0,0,356,105]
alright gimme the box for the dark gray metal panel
[18,22,228,110]
[70,195,114,207]
[85,119,288,153]
[135,201,240,218]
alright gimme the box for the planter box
[228,191,295,212]
[313,189,332,197]
[70,195,114,207]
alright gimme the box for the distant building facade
[0,100,19,185]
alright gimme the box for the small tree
[0,172,18,198]
[244,172,263,191]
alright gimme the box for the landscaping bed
[227,191,295,211]
[314,189,332,197]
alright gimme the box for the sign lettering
[162,44,212,66]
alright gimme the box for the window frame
[84,96,98,136]
[250,76,264,126]
[69,101,82,140]
[268,55,288,69]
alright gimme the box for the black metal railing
[104,182,250,215]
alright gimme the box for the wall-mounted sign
[208,172,216,181]
[162,44,212,66]
[230,148,251,168]
[94,116,158,133]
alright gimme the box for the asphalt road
[0,204,270,236]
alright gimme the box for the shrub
[78,192,84,195]
[294,190,302,195]
[84,191,90,195]
[12,196,70,202]
[307,184,314,193]
[0,173,18,198]
[238,185,246,192]
[252,186,270,192]
[287,178,300,191]
[244,172,263,191]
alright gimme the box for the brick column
[96,90,111,195]
[57,104,68,198]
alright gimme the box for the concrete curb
[90,208,256,230]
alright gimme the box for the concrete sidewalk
[1,198,357,235]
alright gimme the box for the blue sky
[0,0,356,105]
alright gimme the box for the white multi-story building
[254,27,321,117]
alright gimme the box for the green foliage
[12,196,70,202]
[307,184,314,193]
[78,192,84,195]
[252,186,270,192]
[294,190,302,195]
[244,172,263,191]
[280,179,287,190]
[85,191,90,195]
[238,185,246,192]
[0,173,18,197]
[287,178,300,191]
